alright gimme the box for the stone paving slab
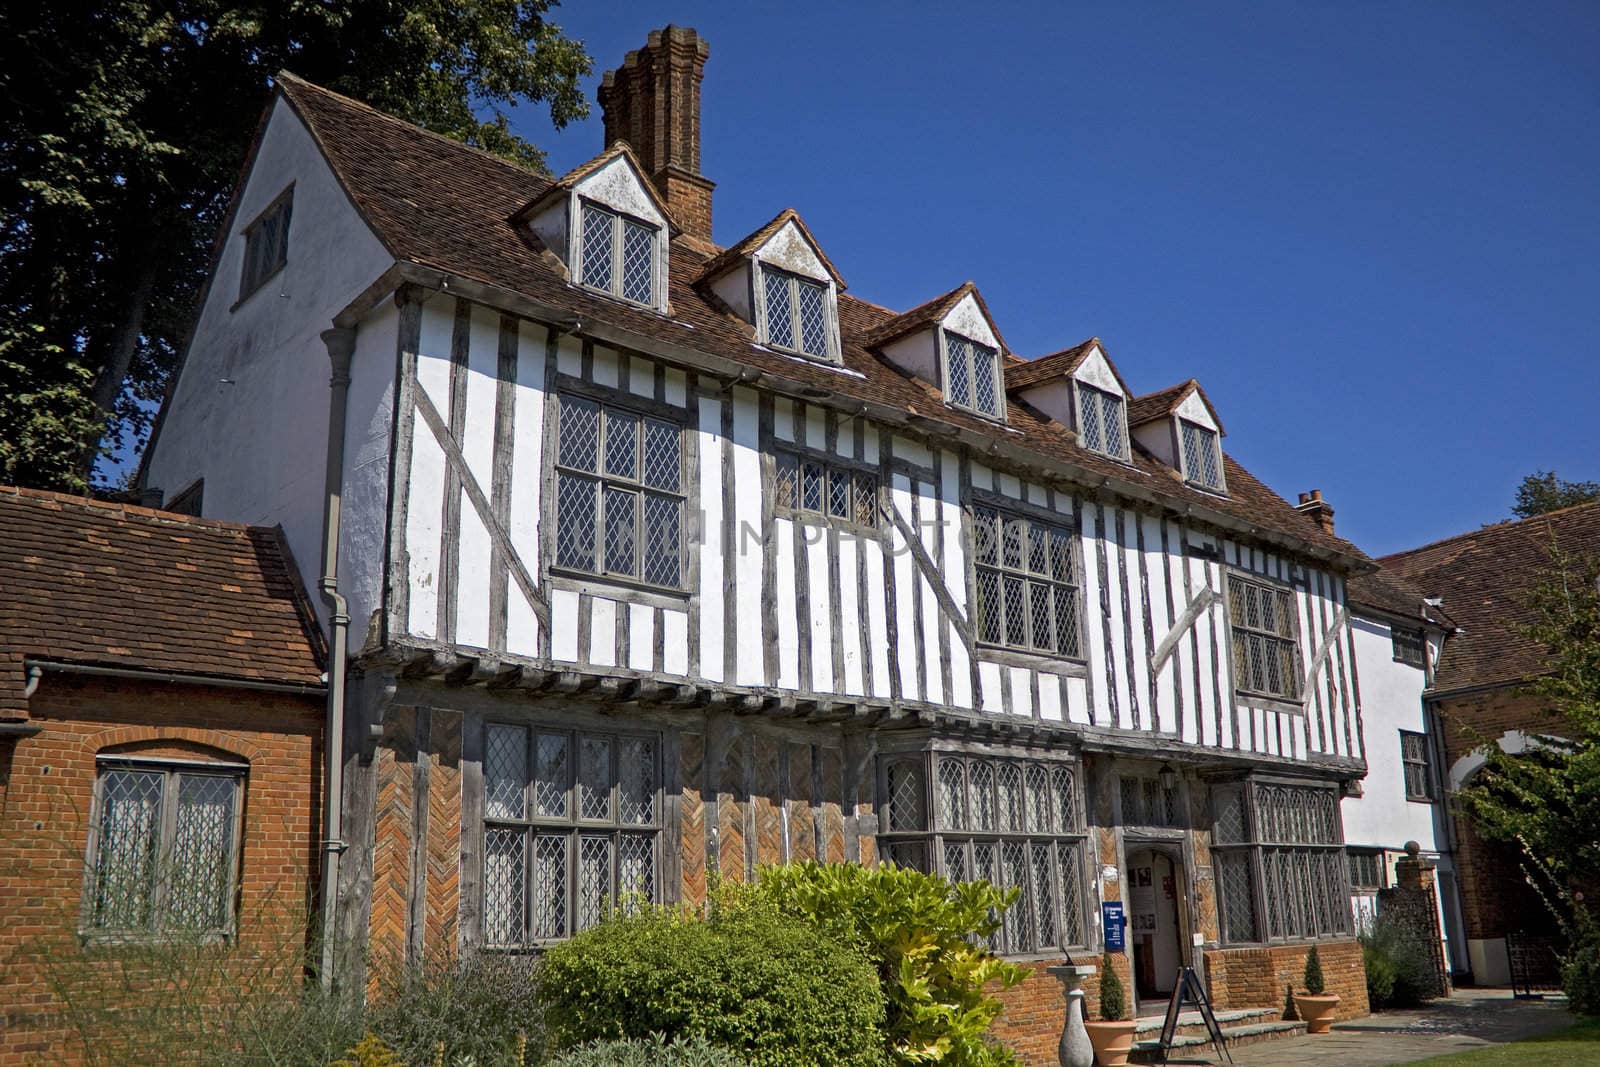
[1152,988,1574,1066]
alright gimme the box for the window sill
[79,929,235,949]
[571,281,665,316]
[1183,479,1229,498]
[974,644,1089,676]
[1234,692,1307,717]
[545,568,690,608]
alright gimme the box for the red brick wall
[990,951,1136,1067]
[1203,940,1369,1020]
[0,675,321,1066]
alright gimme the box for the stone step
[1128,1020,1307,1064]
[1133,1006,1279,1034]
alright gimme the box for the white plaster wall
[525,197,569,270]
[1175,389,1218,433]
[880,331,938,385]
[1016,380,1075,428]
[941,292,997,349]
[756,220,829,281]
[572,156,666,228]
[1132,421,1178,468]
[1342,614,1442,851]
[144,96,393,626]
[709,264,752,321]
[339,301,399,650]
[1073,346,1121,395]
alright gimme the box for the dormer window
[761,266,831,359]
[1180,420,1224,492]
[1077,384,1127,460]
[944,332,1002,419]
[579,200,657,306]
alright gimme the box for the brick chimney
[1296,489,1336,535]
[599,25,716,246]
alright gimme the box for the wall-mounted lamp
[1159,763,1178,791]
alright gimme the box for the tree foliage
[1513,470,1600,520]
[0,0,590,491]
[1458,539,1600,920]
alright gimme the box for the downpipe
[318,326,357,990]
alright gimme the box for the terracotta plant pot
[1084,1020,1140,1066]
[1293,992,1341,1034]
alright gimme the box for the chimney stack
[599,26,715,246]
[1296,488,1336,536]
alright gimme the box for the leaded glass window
[972,503,1083,658]
[1347,849,1382,891]
[1119,774,1182,828]
[1227,573,1301,702]
[1392,626,1427,669]
[774,449,877,529]
[760,266,833,360]
[882,752,1088,955]
[943,332,1003,419]
[1076,384,1128,460]
[553,394,684,589]
[239,191,292,300]
[1180,420,1224,492]
[1400,731,1433,801]
[578,200,658,306]
[1211,780,1351,946]
[482,723,661,946]
[86,761,242,937]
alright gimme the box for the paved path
[1166,988,1575,1066]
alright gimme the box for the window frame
[1392,625,1427,669]
[1347,848,1383,892]
[549,390,688,595]
[1400,730,1434,802]
[1119,773,1183,829]
[479,722,663,948]
[940,328,1006,421]
[1075,381,1130,461]
[970,498,1086,663]
[757,263,838,363]
[1225,570,1304,705]
[1177,418,1225,493]
[80,756,247,943]
[575,197,661,309]
[236,186,293,304]
[876,749,1091,958]
[773,446,879,533]
[1211,778,1353,947]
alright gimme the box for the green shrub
[364,950,545,1066]
[753,861,1026,1066]
[545,1034,748,1066]
[1302,945,1325,995]
[1358,915,1435,1009]
[1562,930,1600,1016]
[1097,953,1127,1022]
[537,900,884,1067]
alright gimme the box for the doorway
[1127,848,1184,1007]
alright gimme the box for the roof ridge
[0,485,264,534]
[274,71,553,184]
[1380,499,1600,565]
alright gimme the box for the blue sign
[1102,901,1126,952]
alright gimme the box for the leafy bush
[537,900,884,1067]
[1097,953,1127,1022]
[1359,916,1435,1009]
[1562,928,1600,1016]
[364,950,544,1066]
[753,861,1026,1066]
[546,1034,749,1066]
[1302,945,1326,995]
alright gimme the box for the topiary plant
[1303,945,1326,996]
[1098,953,1127,1022]
[1281,983,1298,1021]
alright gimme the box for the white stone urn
[1047,964,1099,1067]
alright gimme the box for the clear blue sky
[502,1,1600,557]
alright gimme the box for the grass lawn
[1412,1018,1600,1065]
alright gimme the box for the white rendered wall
[339,301,399,651]
[144,96,393,625]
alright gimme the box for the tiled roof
[272,74,1367,568]
[693,207,846,289]
[856,280,1009,352]
[1379,501,1600,691]
[0,486,326,717]
[1004,338,1100,393]
[1127,380,1225,434]
[1347,567,1454,628]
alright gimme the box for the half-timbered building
[139,25,1378,1057]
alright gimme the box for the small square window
[1392,626,1427,669]
[579,201,658,307]
[239,191,292,301]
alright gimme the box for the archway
[1126,847,1184,1006]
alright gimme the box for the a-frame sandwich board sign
[1155,966,1233,1065]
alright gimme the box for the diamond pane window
[578,200,659,306]
[553,395,684,589]
[481,725,661,945]
[1227,573,1301,701]
[774,448,876,529]
[1076,384,1128,460]
[240,191,293,299]
[797,279,828,356]
[87,764,242,937]
[972,504,1083,658]
[764,269,795,350]
[1213,780,1350,946]
[886,760,927,833]
[943,331,1003,418]
[1400,731,1433,801]
[1180,419,1224,491]
[1392,625,1427,669]
[759,266,835,360]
